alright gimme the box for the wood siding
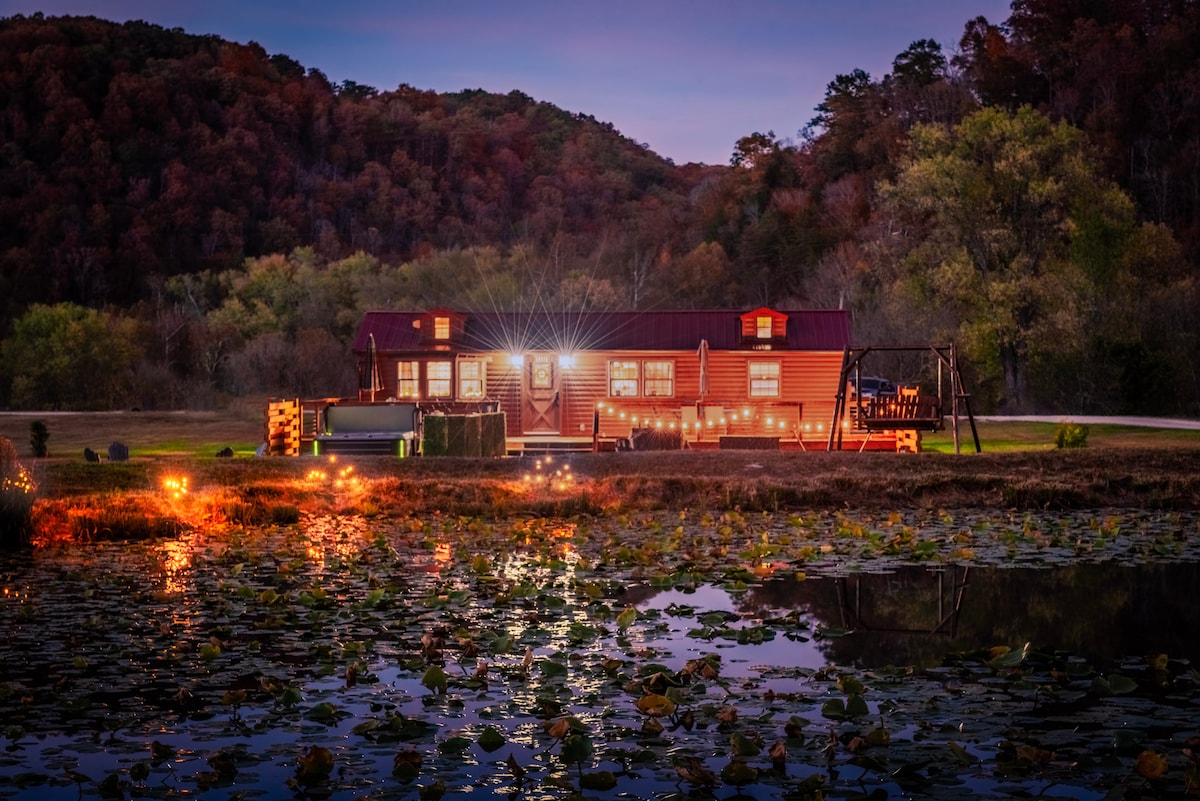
[378,348,850,443]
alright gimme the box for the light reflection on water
[0,511,1196,801]
[637,584,831,675]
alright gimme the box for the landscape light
[558,354,575,368]
[508,353,523,368]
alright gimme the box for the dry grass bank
[4,411,1200,513]
[14,447,1200,513]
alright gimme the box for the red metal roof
[354,309,850,353]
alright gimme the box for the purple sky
[3,1,1014,165]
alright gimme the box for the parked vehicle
[848,375,896,399]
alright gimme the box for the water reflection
[1,517,1196,801]
[647,562,1200,670]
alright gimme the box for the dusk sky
[3,1,1014,165]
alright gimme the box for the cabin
[332,306,891,453]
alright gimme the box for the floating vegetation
[0,504,1197,799]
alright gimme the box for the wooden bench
[859,394,943,432]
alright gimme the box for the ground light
[162,476,189,499]
[521,454,577,494]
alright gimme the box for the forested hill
[0,13,710,318]
[1,5,1198,416]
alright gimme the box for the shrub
[1055,421,1090,449]
[29,420,49,457]
[1,437,37,546]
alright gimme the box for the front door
[521,353,560,434]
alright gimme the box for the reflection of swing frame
[835,566,971,637]
[828,344,981,453]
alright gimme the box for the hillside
[0,13,711,321]
[1,5,1198,418]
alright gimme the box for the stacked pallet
[266,398,301,456]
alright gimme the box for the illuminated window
[749,361,780,397]
[643,361,674,397]
[609,360,639,397]
[530,354,553,389]
[458,359,484,398]
[427,361,452,397]
[756,315,773,339]
[433,316,450,340]
[397,361,420,398]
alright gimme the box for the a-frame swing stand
[827,344,981,453]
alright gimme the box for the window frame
[426,360,452,398]
[608,360,640,397]
[397,360,421,399]
[748,360,781,397]
[457,358,485,399]
[642,360,675,397]
[756,315,773,339]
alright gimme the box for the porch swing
[827,344,981,453]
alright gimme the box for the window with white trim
[642,360,674,397]
[749,361,780,397]
[608,360,639,397]
[458,359,484,398]
[427,360,452,397]
[397,361,420,398]
[756,315,773,339]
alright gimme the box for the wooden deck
[506,436,599,456]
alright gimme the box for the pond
[1,508,1197,800]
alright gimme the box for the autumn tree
[0,303,141,409]
[880,106,1163,412]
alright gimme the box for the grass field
[3,408,1200,512]
[3,408,1199,460]
[0,405,267,459]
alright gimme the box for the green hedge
[422,412,506,457]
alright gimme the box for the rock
[215,447,234,458]
[107,442,129,462]
[84,447,100,463]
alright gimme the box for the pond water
[635,562,1200,673]
[1,509,1197,800]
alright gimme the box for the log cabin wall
[349,308,864,448]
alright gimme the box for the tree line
[0,2,1197,415]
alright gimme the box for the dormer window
[434,316,451,340]
[756,315,772,339]
[740,307,789,349]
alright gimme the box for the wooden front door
[521,353,560,434]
